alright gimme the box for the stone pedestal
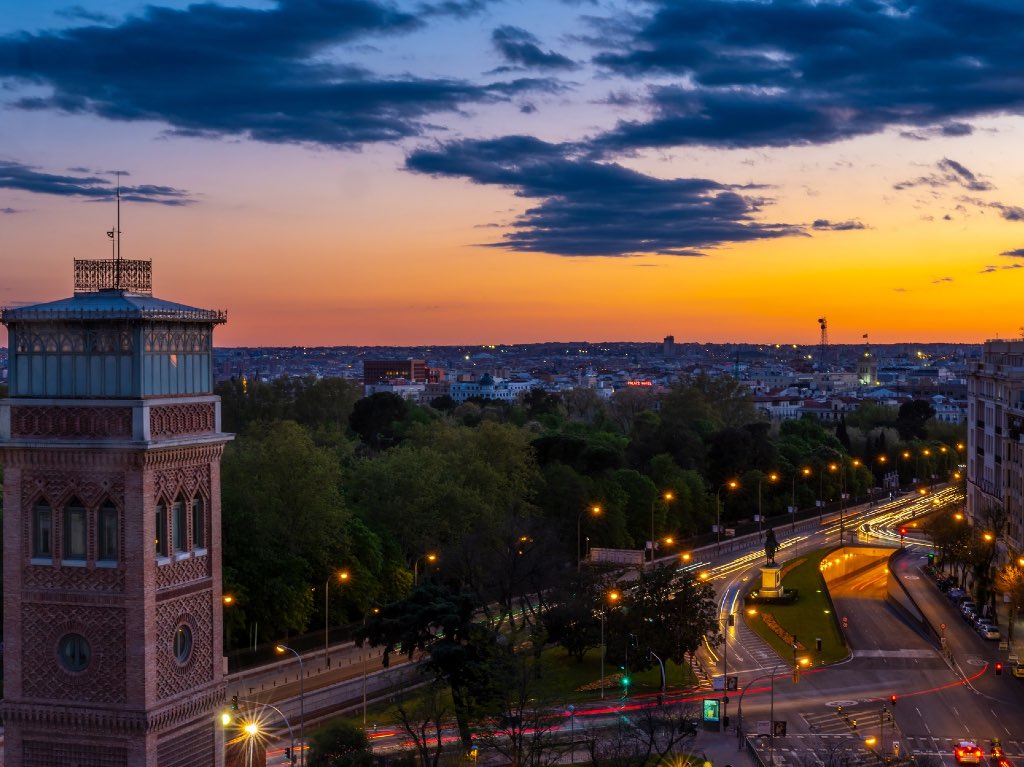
[760,566,783,598]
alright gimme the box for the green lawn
[743,549,848,667]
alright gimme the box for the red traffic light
[890,695,897,706]
[899,527,907,536]
[995,662,1003,675]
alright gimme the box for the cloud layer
[406,136,803,256]
[0,161,192,204]
[0,0,550,149]
[590,0,1024,152]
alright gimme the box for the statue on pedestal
[764,528,779,566]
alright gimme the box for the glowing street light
[275,645,305,766]
[324,570,350,665]
[578,505,601,571]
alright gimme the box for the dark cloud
[893,158,993,192]
[0,1,554,150]
[406,135,804,257]
[812,219,865,231]
[961,198,1024,222]
[980,265,997,273]
[0,161,192,204]
[417,0,496,18]
[589,0,1024,152]
[2,206,19,214]
[932,276,953,283]
[1001,249,1024,258]
[492,25,577,70]
[55,5,116,24]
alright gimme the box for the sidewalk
[691,726,757,767]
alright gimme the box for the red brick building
[0,258,231,765]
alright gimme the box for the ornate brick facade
[150,402,216,438]
[11,406,133,439]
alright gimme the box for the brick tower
[1,257,230,766]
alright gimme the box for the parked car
[948,588,966,602]
[977,624,1000,640]
[962,608,978,625]
[960,599,977,614]
[937,578,953,592]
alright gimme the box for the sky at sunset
[3,0,1024,347]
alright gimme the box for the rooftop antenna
[105,172,123,289]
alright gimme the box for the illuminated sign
[626,380,654,387]
[702,699,720,722]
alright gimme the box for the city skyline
[3,0,1024,348]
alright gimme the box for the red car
[956,742,983,764]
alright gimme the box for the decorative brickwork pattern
[21,469,125,565]
[24,565,126,592]
[156,591,214,699]
[154,463,209,506]
[12,406,132,439]
[157,720,216,767]
[21,603,127,704]
[150,403,216,438]
[24,740,129,767]
[156,553,211,590]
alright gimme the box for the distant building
[966,340,1024,553]
[663,335,675,357]
[363,358,428,385]
[449,373,532,404]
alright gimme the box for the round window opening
[173,624,193,664]
[58,633,91,673]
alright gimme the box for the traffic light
[727,613,735,627]
[230,695,238,711]
[285,747,295,764]
[890,695,897,706]
[927,552,935,563]
[995,662,1003,676]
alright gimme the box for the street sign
[727,675,738,691]
[756,721,770,736]
[773,720,787,737]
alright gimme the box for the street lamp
[578,505,601,571]
[757,472,779,537]
[650,491,674,565]
[413,553,438,586]
[275,644,305,767]
[324,570,350,665]
[600,589,620,699]
[790,467,810,532]
[228,698,296,767]
[716,481,738,552]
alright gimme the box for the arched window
[97,501,119,562]
[155,502,168,558]
[191,496,205,550]
[63,498,87,562]
[32,501,53,560]
[172,496,187,553]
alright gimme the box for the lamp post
[720,612,735,731]
[324,570,350,665]
[757,473,779,537]
[600,589,620,699]
[230,699,295,767]
[276,645,305,767]
[789,467,810,532]
[413,553,437,586]
[650,491,674,565]
[716,481,738,552]
[578,505,601,572]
